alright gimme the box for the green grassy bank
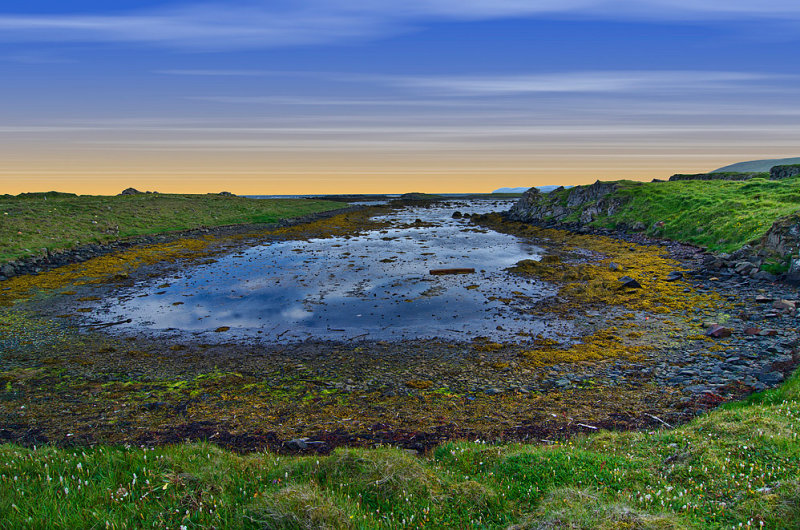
[552,176,800,254]
[0,193,344,264]
[1,367,797,528]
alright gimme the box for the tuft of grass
[246,485,354,530]
[509,488,685,530]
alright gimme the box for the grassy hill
[0,193,344,264]
[712,157,800,173]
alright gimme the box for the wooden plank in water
[429,268,475,275]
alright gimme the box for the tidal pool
[88,201,572,342]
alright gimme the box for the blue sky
[1,1,800,194]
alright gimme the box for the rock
[608,262,623,272]
[507,180,622,224]
[218,191,235,196]
[665,271,683,282]
[743,327,761,335]
[684,384,712,394]
[706,325,733,338]
[752,271,777,282]
[757,371,784,385]
[617,276,642,289]
[284,438,309,450]
[758,329,779,337]
[484,387,503,395]
[734,261,756,275]
[119,187,142,195]
[755,295,773,304]
[631,222,647,231]
[451,211,463,219]
[772,299,796,311]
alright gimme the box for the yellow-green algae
[474,214,722,370]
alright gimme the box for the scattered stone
[757,371,784,385]
[555,378,571,388]
[617,276,642,289]
[608,262,623,272]
[734,261,756,275]
[665,271,683,282]
[706,325,733,338]
[743,327,761,336]
[755,295,773,303]
[284,438,309,450]
[772,299,796,311]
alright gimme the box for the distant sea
[244,195,401,200]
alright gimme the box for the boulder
[119,188,142,195]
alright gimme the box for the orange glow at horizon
[2,150,791,196]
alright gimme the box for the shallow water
[89,201,571,343]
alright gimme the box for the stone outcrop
[668,172,759,182]
[758,211,800,259]
[666,165,800,182]
[769,165,800,180]
[119,188,143,195]
[507,180,625,224]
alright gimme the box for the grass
[546,176,800,253]
[1,366,797,528]
[0,193,344,264]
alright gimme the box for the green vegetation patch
[584,177,800,253]
[0,193,343,264]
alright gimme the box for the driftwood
[644,413,673,429]
[429,268,475,275]
[84,318,132,329]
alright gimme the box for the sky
[1,1,800,195]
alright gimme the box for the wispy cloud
[1,1,800,50]
[387,70,787,95]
